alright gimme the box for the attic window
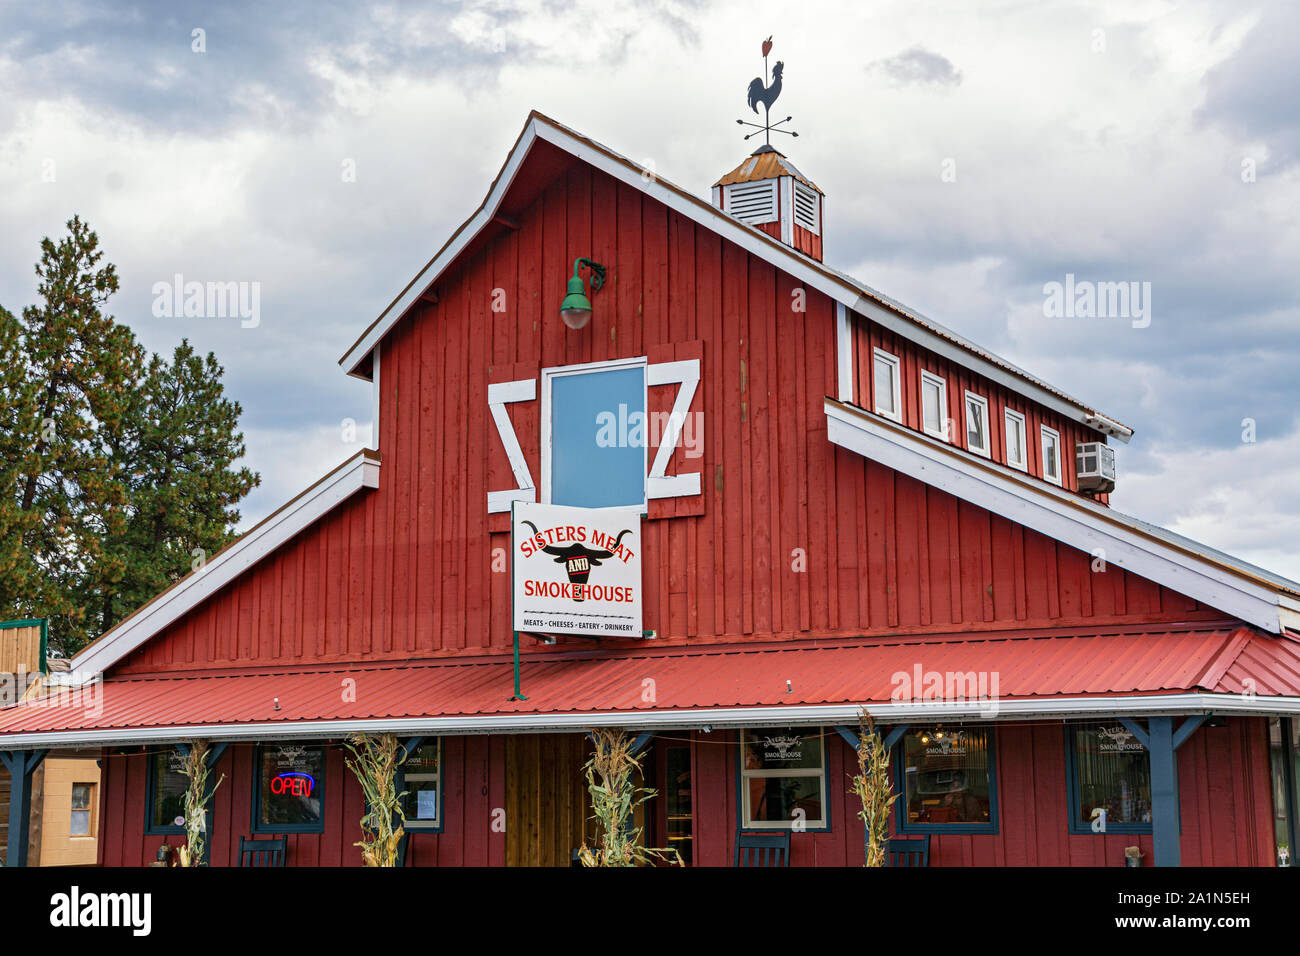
[793,181,820,235]
[1004,409,1028,471]
[1041,426,1062,485]
[873,349,902,423]
[724,180,778,225]
[921,370,948,440]
[964,392,991,458]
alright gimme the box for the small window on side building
[70,783,95,837]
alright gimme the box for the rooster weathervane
[736,36,797,151]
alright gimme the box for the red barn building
[3,110,1300,868]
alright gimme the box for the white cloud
[0,0,1296,586]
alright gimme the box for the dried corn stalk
[177,740,224,867]
[578,728,682,867]
[344,732,408,867]
[852,711,898,867]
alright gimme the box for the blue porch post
[1119,715,1206,868]
[1147,717,1178,868]
[1,749,48,867]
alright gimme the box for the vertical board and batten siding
[692,718,1275,867]
[114,157,1210,676]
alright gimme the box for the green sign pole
[511,630,528,701]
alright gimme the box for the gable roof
[826,397,1300,633]
[68,449,380,679]
[338,111,1132,443]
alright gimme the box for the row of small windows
[741,722,1154,834]
[873,349,1062,486]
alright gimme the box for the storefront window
[1067,722,1152,832]
[147,747,189,833]
[740,727,826,829]
[900,727,995,831]
[255,744,326,832]
[398,741,441,829]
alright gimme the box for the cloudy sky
[2,0,1297,579]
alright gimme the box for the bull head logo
[521,520,632,602]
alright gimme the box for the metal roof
[3,625,1295,745]
[713,148,822,192]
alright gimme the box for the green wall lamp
[558,257,606,330]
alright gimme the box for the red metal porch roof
[2,625,1298,742]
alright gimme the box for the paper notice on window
[417,790,438,820]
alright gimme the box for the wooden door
[504,734,592,867]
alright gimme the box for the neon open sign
[271,772,315,797]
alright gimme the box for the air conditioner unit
[1075,441,1116,494]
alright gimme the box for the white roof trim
[826,398,1298,633]
[71,450,381,677]
[0,692,1293,750]
[337,113,1131,443]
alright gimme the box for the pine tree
[14,216,141,654]
[96,341,260,632]
[3,216,260,656]
[0,305,42,615]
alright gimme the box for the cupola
[712,146,824,261]
[713,38,824,261]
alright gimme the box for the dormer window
[1004,409,1028,471]
[921,370,948,440]
[873,349,902,422]
[964,392,990,457]
[1041,426,1062,485]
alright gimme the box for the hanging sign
[511,501,642,637]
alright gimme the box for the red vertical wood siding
[113,156,1210,675]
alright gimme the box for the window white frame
[1004,409,1028,472]
[920,370,949,440]
[873,348,903,423]
[1041,425,1062,485]
[739,727,828,830]
[540,356,649,509]
[964,391,991,458]
[399,738,442,830]
[70,782,95,837]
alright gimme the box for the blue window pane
[551,366,645,507]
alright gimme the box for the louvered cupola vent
[711,145,825,261]
[725,180,779,224]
